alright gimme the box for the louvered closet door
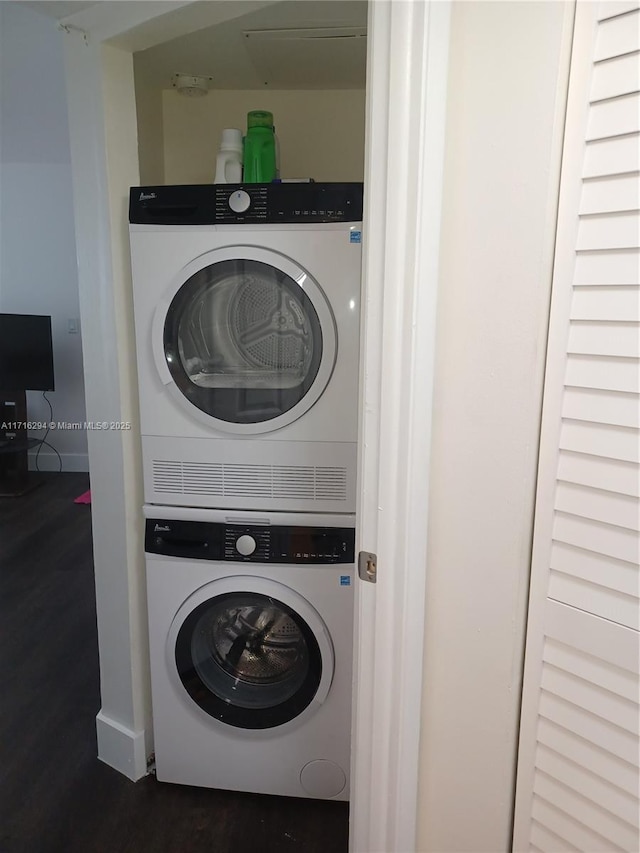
[513,3,639,851]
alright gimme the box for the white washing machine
[129,183,364,513]
[144,504,355,800]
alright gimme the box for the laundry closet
[127,0,368,807]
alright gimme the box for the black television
[0,313,55,392]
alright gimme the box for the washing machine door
[168,576,334,729]
[153,246,337,435]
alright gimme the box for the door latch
[358,551,377,583]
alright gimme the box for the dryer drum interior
[175,591,324,729]
[164,260,324,424]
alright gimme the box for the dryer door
[154,247,337,435]
[168,576,334,730]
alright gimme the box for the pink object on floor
[74,489,91,505]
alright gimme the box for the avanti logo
[154,524,170,532]
[139,192,157,201]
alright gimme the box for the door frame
[61,2,451,850]
[351,2,450,850]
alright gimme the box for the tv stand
[0,391,43,497]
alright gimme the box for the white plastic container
[214,128,243,184]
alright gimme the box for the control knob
[229,190,251,214]
[235,534,257,557]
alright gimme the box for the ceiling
[20,1,98,19]
[23,0,368,90]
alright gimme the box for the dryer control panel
[145,518,356,564]
[129,183,363,225]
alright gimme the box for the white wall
[417,2,572,850]
[162,88,366,184]
[133,57,165,187]
[0,1,88,471]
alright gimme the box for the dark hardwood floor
[0,473,349,853]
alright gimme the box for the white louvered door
[513,2,640,851]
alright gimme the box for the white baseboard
[28,451,89,472]
[96,710,150,781]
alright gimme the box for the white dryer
[144,505,355,800]
[129,183,364,513]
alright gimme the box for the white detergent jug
[214,128,243,184]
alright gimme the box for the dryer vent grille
[152,460,347,502]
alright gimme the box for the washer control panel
[224,526,271,561]
[218,186,267,220]
[129,183,363,225]
[213,183,361,223]
[145,519,355,564]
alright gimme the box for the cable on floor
[35,391,63,473]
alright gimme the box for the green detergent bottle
[243,110,277,183]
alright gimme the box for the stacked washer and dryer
[128,182,364,801]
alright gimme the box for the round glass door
[161,254,334,431]
[175,591,323,729]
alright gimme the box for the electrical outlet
[67,318,80,334]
